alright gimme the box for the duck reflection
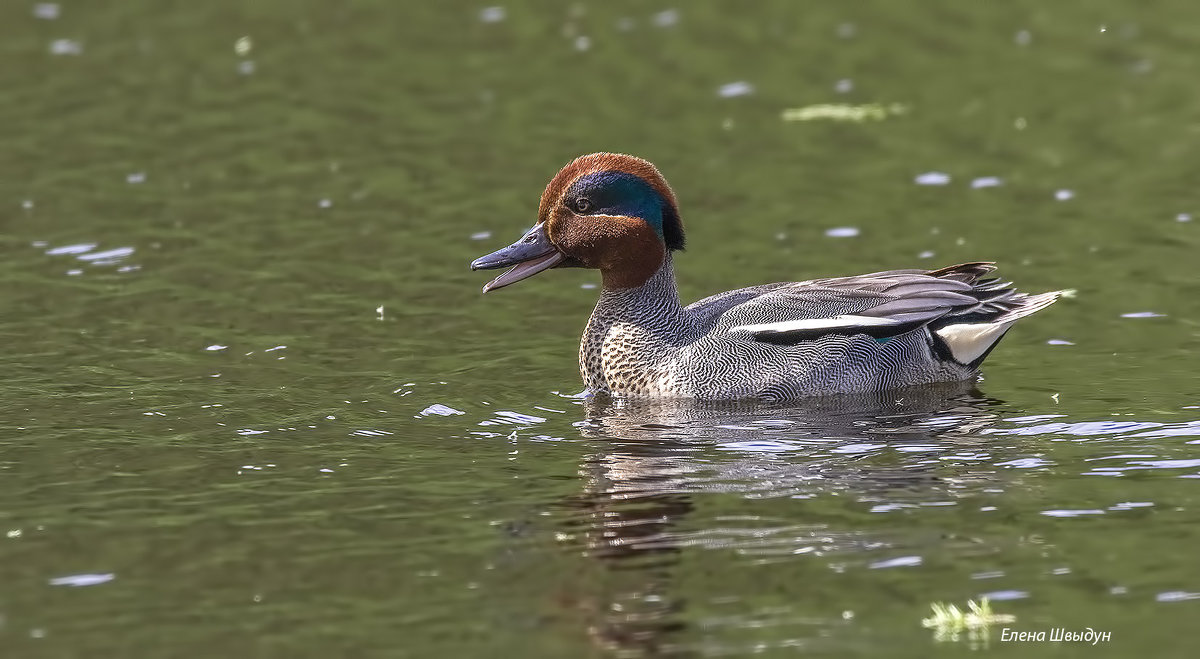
[559,382,1005,655]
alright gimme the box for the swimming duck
[471,153,1062,400]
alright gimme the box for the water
[2,1,1198,656]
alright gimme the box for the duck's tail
[929,270,1068,368]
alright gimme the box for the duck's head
[471,152,685,292]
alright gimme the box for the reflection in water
[562,383,1007,655]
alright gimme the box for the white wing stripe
[731,314,901,334]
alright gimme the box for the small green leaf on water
[781,103,908,122]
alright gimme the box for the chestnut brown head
[471,153,684,292]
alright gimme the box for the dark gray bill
[470,224,565,293]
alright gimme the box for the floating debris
[420,404,465,417]
[1047,339,1075,346]
[652,9,679,28]
[922,598,1015,645]
[717,81,754,98]
[782,103,907,123]
[825,226,860,238]
[376,305,385,320]
[971,176,1003,189]
[914,171,951,186]
[48,38,82,55]
[1054,189,1075,201]
[33,3,60,20]
[1121,311,1165,318]
[206,345,228,351]
[235,36,253,56]
[479,6,506,23]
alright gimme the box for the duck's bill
[470,224,565,293]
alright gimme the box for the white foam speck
[1156,591,1200,602]
[1121,311,1165,318]
[834,78,853,94]
[46,243,96,256]
[470,231,492,240]
[22,200,34,209]
[126,172,146,184]
[869,556,922,569]
[914,171,950,186]
[718,81,754,98]
[581,282,597,289]
[1015,29,1032,46]
[237,60,256,75]
[49,39,82,55]
[206,345,227,351]
[77,247,134,262]
[918,250,936,259]
[1047,339,1075,346]
[971,176,1003,189]
[479,6,505,23]
[824,226,860,238]
[34,3,60,20]
[1176,213,1192,222]
[49,573,114,587]
[652,9,679,28]
[1054,189,1075,201]
[318,198,332,208]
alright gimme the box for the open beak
[470,223,565,293]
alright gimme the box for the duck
[471,153,1063,401]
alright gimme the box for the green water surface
[2,1,1198,657]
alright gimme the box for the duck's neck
[593,253,690,333]
[580,254,693,393]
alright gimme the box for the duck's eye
[571,197,592,213]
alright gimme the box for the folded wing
[704,262,1062,366]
